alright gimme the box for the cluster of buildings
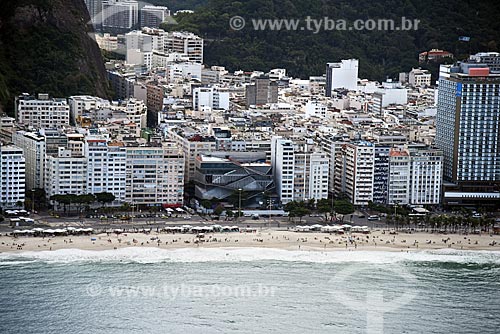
[85,0,171,31]
[1,49,500,212]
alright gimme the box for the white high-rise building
[408,146,443,205]
[16,94,70,129]
[388,146,443,206]
[0,144,26,209]
[84,137,127,201]
[45,147,87,198]
[335,142,375,206]
[125,142,184,205]
[326,59,359,96]
[388,148,411,205]
[271,137,295,204]
[272,137,329,204]
[102,0,138,30]
[293,151,329,202]
[12,131,46,190]
[193,87,230,112]
[140,5,170,28]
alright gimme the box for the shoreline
[1,230,499,254]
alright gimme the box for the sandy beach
[1,229,500,253]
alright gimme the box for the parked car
[368,215,380,221]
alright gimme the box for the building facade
[436,64,500,206]
[0,145,26,209]
[125,142,184,205]
[12,131,46,190]
[16,94,70,129]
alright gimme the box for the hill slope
[170,0,500,80]
[0,0,110,115]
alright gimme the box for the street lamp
[393,200,400,230]
[31,188,35,215]
[238,188,242,220]
[262,191,272,229]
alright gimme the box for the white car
[368,215,381,221]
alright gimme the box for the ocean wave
[0,247,499,265]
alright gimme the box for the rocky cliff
[0,0,110,114]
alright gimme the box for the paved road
[1,212,389,233]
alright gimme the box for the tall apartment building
[84,137,127,201]
[140,5,170,28]
[314,134,344,196]
[108,71,136,100]
[387,146,443,206]
[293,151,329,202]
[271,137,295,205]
[246,76,279,107]
[45,148,87,198]
[165,31,204,63]
[436,63,500,206]
[84,0,103,27]
[12,131,46,190]
[388,148,411,205]
[325,59,359,96]
[16,94,70,129]
[193,87,230,112]
[373,146,390,204]
[40,129,68,156]
[408,146,443,205]
[146,82,165,113]
[125,142,184,206]
[102,0,139,31]
[335,142,375,206]
[272,137,329,205]
[0,144,26,209]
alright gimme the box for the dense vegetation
[0,0,110,115]
[162,0,500,80]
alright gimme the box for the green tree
[317,199,332,221]
[334,200,355,222]
[214,204,224,216]
[95,192,116,209]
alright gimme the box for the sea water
[0,248,499,333]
